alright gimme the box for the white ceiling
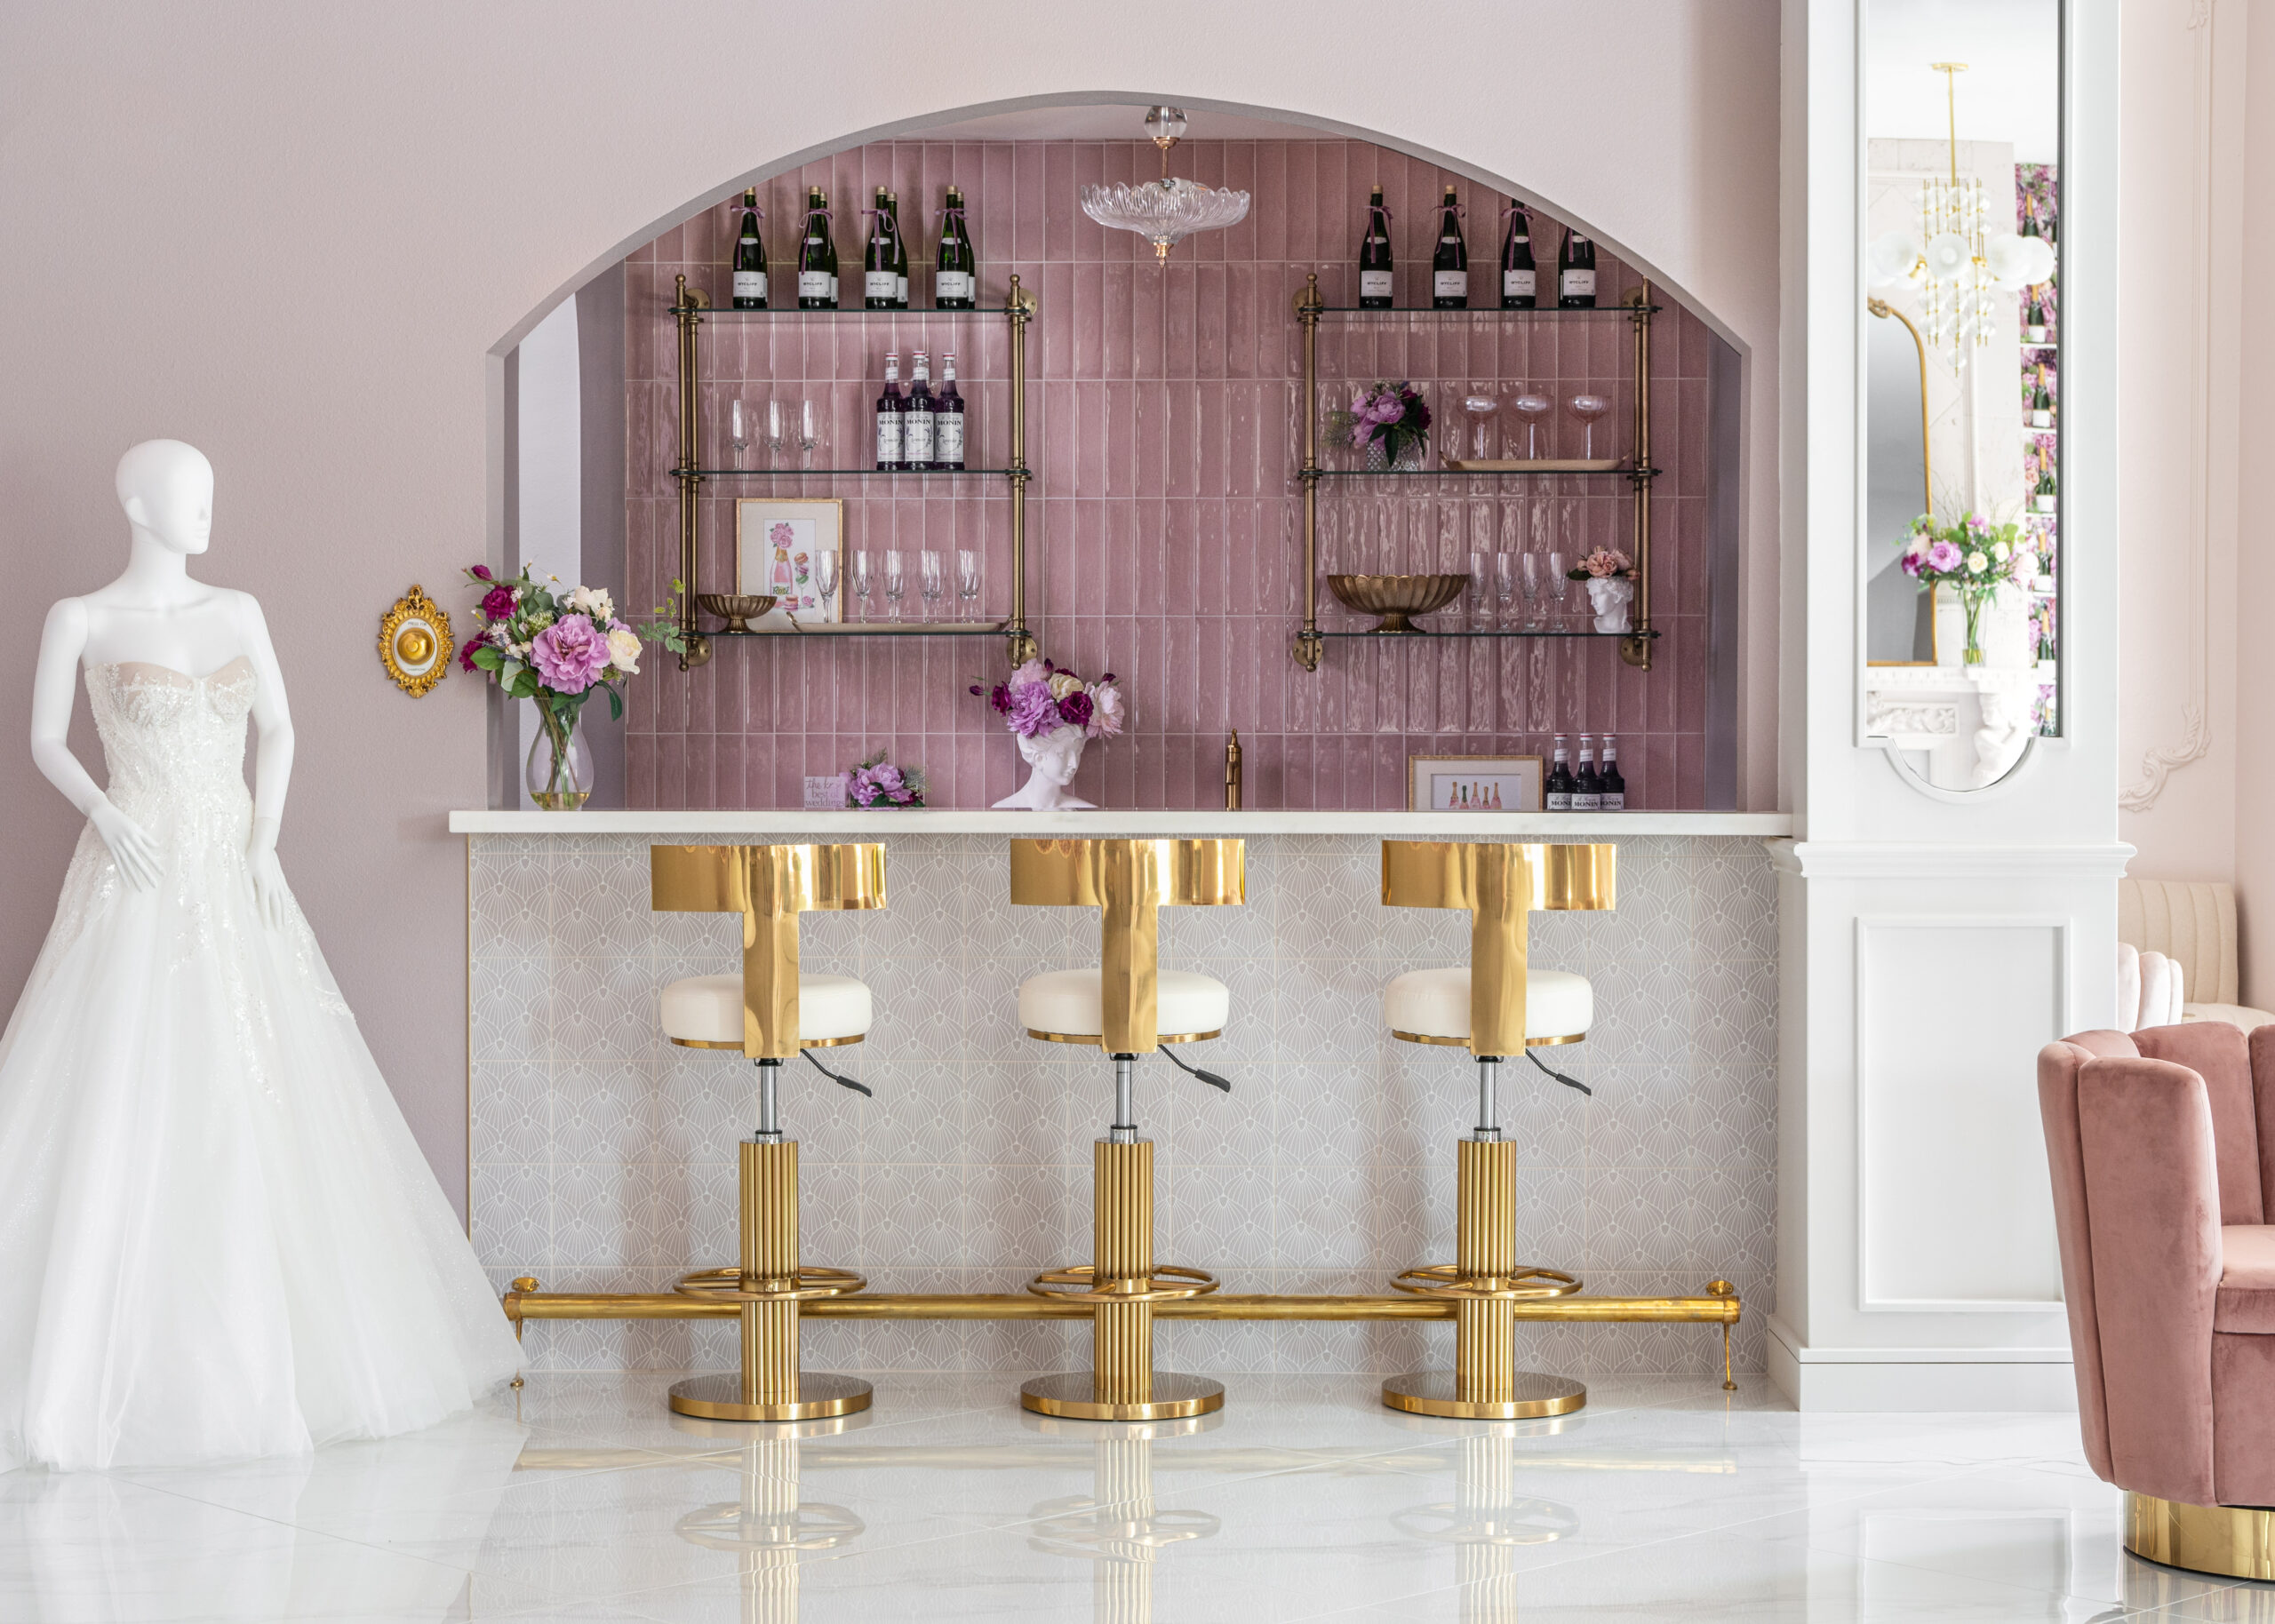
[902,103,1318,143]
[1867,0,2061,163]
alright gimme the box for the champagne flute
[1566,392,1611,461]
[1548,549,1571,628]
[957,547,981,610]
[1521,553,1544,631]
[1494,552,1518,631]
[883,549,906,621]
[919,549,945,617]
[799,398,822,471]
[1510,388,1552,460]
[730,398,751,470]
[764,399,787,469]
[1468,549,1491,631]
[850,549,874,621]
[815,548,839,618]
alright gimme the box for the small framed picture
[1409,754,1545,813]
[735,498,843,627]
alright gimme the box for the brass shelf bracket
[1621,283,1656,670]
[1294,274,1325,672]
[1004,274,1040,667]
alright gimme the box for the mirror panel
[1861,0,2061,792]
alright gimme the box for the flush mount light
[1079,106,1251,264]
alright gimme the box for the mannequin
[0,441,520,1473]
[994,723,1097,811]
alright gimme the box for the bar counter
[451,809,1792,837]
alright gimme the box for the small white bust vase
[994,724,1096,810]
[1585,576,1636,633]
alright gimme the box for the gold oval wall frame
[379,585,452,697]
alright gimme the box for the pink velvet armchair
[2039,1021,2275,1580]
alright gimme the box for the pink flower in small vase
[531,617,611,694]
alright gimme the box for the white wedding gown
[0,659,521,1472]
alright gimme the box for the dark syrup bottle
[1545,735,1574,811]
[1572,735,1602,812]
[874,351,906,472]
[935,352,966,470]
[1599,736,1626,810]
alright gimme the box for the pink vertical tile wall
[624,139,1725,810]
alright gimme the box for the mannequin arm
[30,598,161,889]
[235,593,293,928]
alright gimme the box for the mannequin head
[115,440,213,556]
[1017,724,1087,788]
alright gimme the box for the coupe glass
[883,549,906,621]
[850,549,874,619]
[1509,389,1553,459]
[815,548,838,613]
[919,549,945,614]
[1566,393,1611,460]
[957,547,981,608]
[764,399,787,469]
[1461,389,1500,464]
[799,399,822,471]
[729,398,751,470]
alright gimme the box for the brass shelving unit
[668,272,1039,672]
[1291,273,1662,672]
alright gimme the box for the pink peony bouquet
[970,658,1126,741]
[1567,547,1634,580]
[1897,512,2031,664]
[839,752,926,808]
[1326,380,1432,467]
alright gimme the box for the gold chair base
[1019,1371,1225,1421]
[1381,1370,1586,1420]
[2126,1492,2275,1580]
[667,1371,874,1423]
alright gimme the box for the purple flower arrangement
[1897,512,2032,663]
[838,752,926,808]
[970,659,1126,741]
[1327,380,1432,467]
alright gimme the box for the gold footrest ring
[673,1265,868,1303]
[1381,1370,1587,1421]
[1027,1263,1220,1303]
[1391,1264,1583,1300]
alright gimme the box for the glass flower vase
[1960,593,1986,665]
[526,702,591,810]
[1365,436,1425,473]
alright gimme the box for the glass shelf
[701,622,1009,638]
[671,305,1017,318]
[683,467,1012,478]
[1317,628,1661,640]
[1313,304,1660,318]
[1311,466,1658,479]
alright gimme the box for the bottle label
[905,409,935,465]
[937,413,965,465]
[1546,790,1572,811]
[798,270,831,299]
[1360,269,1393,299]
[1503,269,1535,299]
[876,411,903,466]
[1433,270,1467,299]
[2030,409,2052,427]
[732,271,765,301]
[1561,268,1596,298]
[1572,791,1600,812]
[1602,791,1624,810]
[827,274,840,303]
[936,270,973,302]
[866,270,897,300]
[897,274,908,305]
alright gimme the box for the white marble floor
[4,1370,2271,1623]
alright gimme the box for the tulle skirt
[0,823,522,1471]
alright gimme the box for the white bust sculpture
[994,723,1096,811]
[29,439,294,924]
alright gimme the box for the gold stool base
[1018,1372,1225,1421]
[1380,1370,1586,1420]
[667,1372,874,1423]
[2126,1492,2275,1580]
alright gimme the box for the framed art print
[735,498,843,627]
[1409,754,1545,813]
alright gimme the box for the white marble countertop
[449,808,1793,837]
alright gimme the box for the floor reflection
[1385,1413,1584,1623]
[1024,1413,1223,1624]
[666,1413,867,1624]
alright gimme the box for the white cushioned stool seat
[1384,966,1592,1047]
[1019,967,1230,1041]
[661,973,873,1047]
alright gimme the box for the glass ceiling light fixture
[1080,106,1250,264]
[1867,63,2055,370]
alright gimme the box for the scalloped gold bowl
[698,593,778,633]
[1325,573,1469,634]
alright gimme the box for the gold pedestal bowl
[1326,573,1469,634]
[698,593,778,633]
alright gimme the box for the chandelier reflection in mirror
[1080,106,1251,263]
[1870,63,2055,369]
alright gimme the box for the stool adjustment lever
[802,1047,873,1096]
[1527,1048,1591,1096]
[1157,1044,1232,1093]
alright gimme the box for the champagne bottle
[936,186,977,309]
[731,187,768,310]
[1599,736,1625,810]
[1499,204,1537,309]
[2029,367,2054,429]
[935,351,966,470]
[886,190,909,307]
[864,187,897,309]
[2034,464,2057,513]
[2024,298,2048,342]
[1572,736,1602,812]
[904,349,937,471]
[874,351,906,471]
[1432,186,1468,309]
[797,187,838,309]
[1358,186,1393,308]
[1558,224,1597,308]
[1545,735,1574,811]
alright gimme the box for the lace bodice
[84,658,258,838]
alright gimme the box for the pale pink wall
[627,140,1727,810]
[0,2,1784,1207]
[2234,4,2275,1005]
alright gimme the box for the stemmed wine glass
[1493,552,1518,631]
[764,399,788,470]
[957,548,981,613]
[1509,388,1553,460]
[1461,389,1500,465]
[815,548,839,619]
[1566,393,1611,461]
[850,550,874,621]
[799,399,822,471]
[919,549,945,619]
[1547,548,1572,628]
[882,549,906,621]
[1521,553,1545,631]
[730,399,751,470]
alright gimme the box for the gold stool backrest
[651,843,887,1059]
[1381,841,1616,1056]
[1010,838,1246,1054]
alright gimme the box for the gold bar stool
[652,842,887,1422]
[1011,837,1246,1421]
[1379,840,1616,1420]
